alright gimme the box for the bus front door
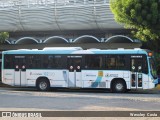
[131,58,143,89]
[14,57,26,86]
[68,56,82,87]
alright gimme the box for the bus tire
[111,79,126,93]
[36,78,50,91]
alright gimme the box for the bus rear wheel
[111,80,126,93]
[36,78,50,91]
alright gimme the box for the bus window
[34,55,41,68]
[54,55,63,68]
[116,55,126,69]
[42,55,63,69]
[85,55,103,69]
[28,55,41,69]
[106,55,126,70]
[48,55,54,68]
[106,55,116,69]
[42,55,48,68]
[4,55,13,69]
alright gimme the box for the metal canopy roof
[0,0,123,32]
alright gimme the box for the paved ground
[0,87,160,111]
[0,82,160,120]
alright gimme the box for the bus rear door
[14,56,26,86]
[131,57,143,89]
[67,56,82,87]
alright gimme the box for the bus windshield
[149,58,157,79]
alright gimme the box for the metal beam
[0,43,142,51]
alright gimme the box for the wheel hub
[39,82,47,90]
[116,83,123,90]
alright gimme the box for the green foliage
[110,0,160,43]
[0,32,9,44]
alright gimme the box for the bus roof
[2,48,148,55]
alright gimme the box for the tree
[0,32,9,44]
[110,0,160,68]
[110,0,160,51]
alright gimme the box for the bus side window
[106,55,126,70]
[27,55,41,69]
[106,56,116,69]
[116,55,126,70]
[48,55,53,68]
[33,55,41,69]
[28,56,34,68]
[42,55,49,69]
[42,55,63,69]
[53,55,63,68]
[85,55,103,69]
[4,55,13,69]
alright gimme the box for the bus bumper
[154,78,158,87]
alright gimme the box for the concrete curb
[0,81,10,87]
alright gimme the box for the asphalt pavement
[0,81,160,94]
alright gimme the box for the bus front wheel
[111,79,126,93]
[36,78,50,91]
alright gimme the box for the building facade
[0,0,141,50]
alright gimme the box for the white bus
[1,47,158,92]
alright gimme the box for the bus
[1,47,158,93]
